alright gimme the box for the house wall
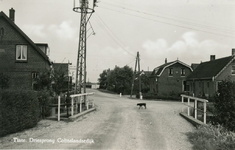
[149,77,157,92]
[187,58,235,98]
[0,17,50,89]
[216,59,235,81]
[187,80,216,98]
[157,63,192,96]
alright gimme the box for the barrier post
[195,100,197,119]
[187,98,190,116]
[71,97,74,116]
[58,96,60,121]
[204,102,207,124]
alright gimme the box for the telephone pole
[130,51,142,99]
[73,0,97,99]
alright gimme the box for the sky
[1,0,235,82]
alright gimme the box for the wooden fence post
[195,100,197,119]
[80,98,82,113]
[58,96,60,121]
[71,97,74,116]
[187,98,190,116]
[204,102,207,124]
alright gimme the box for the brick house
[186,50,235,98]
[150,59,193,96]
[0,8,52,90]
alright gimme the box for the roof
[191,63,200,70]
[187,56,234,80]
[0,11,52,65]
[35,43,49,47]
[140,70,152,77]
[152,60,193,77]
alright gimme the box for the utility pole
[73,0,97,103]
[130,51,142,99]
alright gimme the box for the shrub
[136,91,181,101]
[213,79,235,131]
[0,90,40,137]
[37,90,52,118]
[187,124,235,150]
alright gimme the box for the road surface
[0,89,195,150]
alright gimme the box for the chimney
[9,8,15,22]
[210,55,216,61]
[165,58,167,64]
[232,49,235,56]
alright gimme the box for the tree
[213,79,235,131]
[52,68,67,95]
[98,69,110,89]
[34,69,52,91]
[100,65,133,94]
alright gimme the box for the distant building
[186,50,235,98]
[0,8,52,89]
[86,82,100,89]
[150,59,193,96]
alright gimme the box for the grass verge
[186,124,235,150]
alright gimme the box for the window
[169,68,173,76]
[232,65,235,75]
[16,45,27,61]
[32,72,38,79]
[181,68,185,76]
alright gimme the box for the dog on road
[137,103,146,109]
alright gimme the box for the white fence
[57,92,95,121]
[181,94,208,124]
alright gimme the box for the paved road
[0,89,195,150]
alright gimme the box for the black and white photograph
[0,0,235,150]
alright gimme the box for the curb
[69,107,96,121]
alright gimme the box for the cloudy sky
[1,0,235,82]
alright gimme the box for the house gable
[216,57,235,80]
[0,11,51,65]
[153,60,192,77]
[0,10,52,89]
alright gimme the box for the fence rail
[57,92,95,121]
[181,94,208,124]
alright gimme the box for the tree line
[98,65,150,95]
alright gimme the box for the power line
[87,21,96,39]
[99,6,235,39]
[102,0,235,34]
[94,13,136,57]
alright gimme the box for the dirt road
[0,89,195,150]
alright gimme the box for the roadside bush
[37,90,52,119]
[140,91,157,99]
[136,91,181,101]
[213,79,235,131]
[0,90,40,137]
[187,124,235,150]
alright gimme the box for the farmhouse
[0,8,52,89]
[186,50,235,98]
[150,59,193,96]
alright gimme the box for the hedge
[0,90,40,137]
[213,80,235,132]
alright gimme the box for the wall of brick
[0,16,50,89]
[187,58,235,98]
[157,63,192,96]
[217,59,235,81]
